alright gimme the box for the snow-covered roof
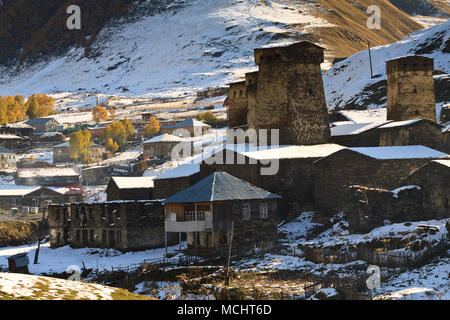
[432,159,450,168]
[155,164,200,180]
[378,119,424,129]
[443,124,450,133]
[242,144,346,160]
[0,134,22,140]
[0,185,41,197]
[16,167,80,178]
[143,134,183,144]
[53,142,70,148]
[111,177,155,189]
[331,121,390,136]
[348,146,447,160]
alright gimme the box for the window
[117,230,122,243]
[260,203,269,219]
[242,203,251,220]
[90,230,94,242]
[102,230,107,243]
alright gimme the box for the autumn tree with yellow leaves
[69,129,93,163]
[145,116,160,137]
[92,106,108,123]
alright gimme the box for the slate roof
[164,171,280,203]
[162,118,210,129]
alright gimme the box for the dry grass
[303,0,424,58]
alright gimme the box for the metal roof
[164,171,280,203]
[0,146,14,154]
[25,117,58,125]
[162,118,211,129]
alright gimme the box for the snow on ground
[0,242,185,275]
[17,148,53,164]
[0,0,329,98]
[374,253,450,300]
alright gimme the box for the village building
[160,118,211,137]
[0,123,34,138]
[25,117,60,134]
[405,159,450,219]
[386,55,436,122]
[153,163,202,200]
[378,119,445,152]
[53,142,104,164]
[440,105,450,123]
[0,185,83,212]
[0,146,16,170]
[48,200,173,251]
[0,134,26,150]
[227,81,247,128]
[245,71,258,129]
[198,144,346,219]
[313,145,448,215]
[248,41,331,145]
[142,134,193,159]
[330,121,390,147]
[164,171,280,256]
[15,167,82,187]
[141,112,155,122]
[106,176,155,201]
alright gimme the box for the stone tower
[245,71,258,129]
[227,81,248,128]
[386,55,436,122]
[251,41,331,145]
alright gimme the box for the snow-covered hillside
[324,19,449,114]
[0,0,330,98]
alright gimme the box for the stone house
[48,200,172,251]
[0,123,34,138]
[142,134,193,159]
[198,144,346,219]
[440,105,450,123]
[164,171,280,256]
[313,145,447,215]
[153,163,202,199]
[106,176,155,201]
[0,185,83,212]
[15,167,82,187]
[0,146,16,170]
[25,117,60,134]
[379,119,445,152]
[405,159,450,219]
[330,121,390,147]
[386,55,436,122]
[160,119,211,137]
[0,134,25,150]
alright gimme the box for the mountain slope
[323,20,450,116]
[0,0,424,97]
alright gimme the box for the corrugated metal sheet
[164,171,280,203]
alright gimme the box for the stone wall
[406,161,450,219]
[313,149,432,215]
[227,81,248,128]
[386,56,436,122]
[153,172,202,200]
[331,128,381,147]
[379,121,445,152]
[48,200,173,251]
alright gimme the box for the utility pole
[225,222,234,286]
[33,209,46,264]
[368,41,374,79]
